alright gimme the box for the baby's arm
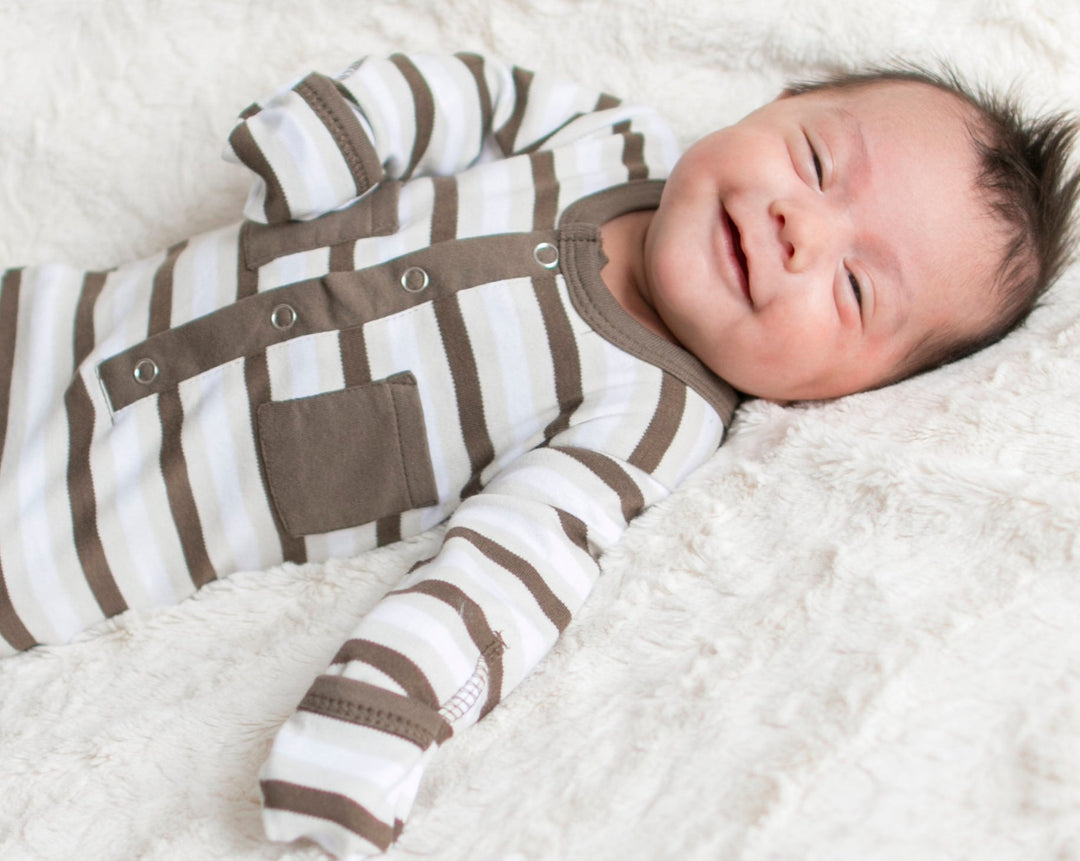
[259,440,672,858]
[225,52,648,224]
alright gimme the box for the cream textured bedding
[1,1,1078,859]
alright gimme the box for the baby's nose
[770,199,832,273]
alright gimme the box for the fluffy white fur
[2,1,1079,858]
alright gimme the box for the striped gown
[0,53,737,857]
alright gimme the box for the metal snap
[400,266,430,293]
[533,242,559,270]
[270,303,297,331]
[133,358,159,385]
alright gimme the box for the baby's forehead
[793,79,985,161]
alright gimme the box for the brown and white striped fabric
[0,53,737,857]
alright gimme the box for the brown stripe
[228,121,291,225]
[237,246,305,563]
[445,526,572,632]
[244,352,307,564]
[149,245,215,588]
[148,241,187,336]
[243,184,397,271]
[65,271,126,617]
[0,561,33,651]
[339,325,371,388]
[532,276,582,441]
[338,325,402,543]
[596,92,621,111]
[261,780,398,852]
[614,119,649,181]
[434,296,493,499]
[300,675,449,747]
[328,202,356,275]
[0,270,22,458]
[494,66,532,154]
[73,272,106,365]
[375,517,402,547]
[0,269,38,651]
[329,241,354,272]
[556,446,645,525]
[530,150,559,230]
[332,638,440,710]
[157,388,216,588]
[389,54,433,180]
[234,252,305,564]
[629,374,686,473]
[236,253,259,300]
[391,578,504,718]
[456,53,493,139]
[295,72,379,196]
[556,509,591,558]
[430,176,458,245]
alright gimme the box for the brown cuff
[295,72,385,199]
[299,675,451,749]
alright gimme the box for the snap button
[400,266,430,293]
[133,358,159,385]
[533,242,559,270]
[270,303,297,331]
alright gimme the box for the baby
[0,53,1076,858]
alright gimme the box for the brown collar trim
[558,182,740,422]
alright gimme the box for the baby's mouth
[724,209,750,299]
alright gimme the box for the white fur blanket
[2,1,1078,859]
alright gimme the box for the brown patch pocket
[256,372,437,537]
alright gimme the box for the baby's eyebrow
[830,106,868,176]
[829,106,908,327]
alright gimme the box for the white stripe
[487,455,627,550]
[521,77,581,150]
[568,337,654,456]
[452,495,596,603]
[657,392,725,487]
[257,246,330,292]
[412,55,471,175]
[267,330,345,403]
[10,266,92,639]
[92,259,192,608]
[366,305,463,505]
[434,538,548,667]
[303,520,379,563]
[173,224,241,325]
[179,365,263,576]
[269,722,417,789]
[247,91,343,221]
[346,58,412,178]
[361,599,476,683]
[457,279,550,477]
[484,157,536,233]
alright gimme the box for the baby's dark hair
[786,64,1080,384]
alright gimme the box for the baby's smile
[724,208,751,302]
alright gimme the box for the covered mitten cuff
[224,72,384,225]
[260,676,451,859]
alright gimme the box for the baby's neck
[598,209,675,342]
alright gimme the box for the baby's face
[642,81,1004,401]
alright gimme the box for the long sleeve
[242,51,717,860]
[224,52,651,224]
[259,435,676,859]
